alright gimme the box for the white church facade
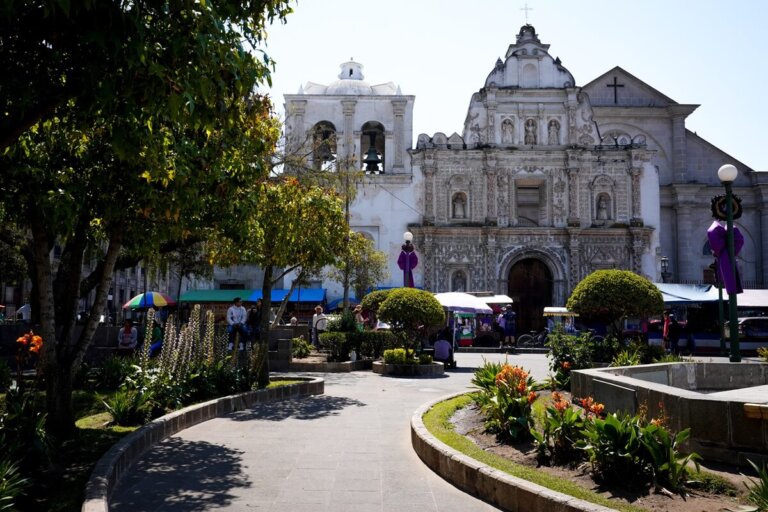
[284,25,767,332]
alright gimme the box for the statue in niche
[452,271,467,292]
[501,119,514,144]
[453,193,467,219]
[596,194,610,223]
[524,119,537,144]
[548,120,560,145]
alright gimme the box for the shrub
[743,459,768,510]
[318,331,350,362]
[93,355,136,390]
[0,360,11,392]
[360,289,393,315]
[378,288,445,353]
[580,412,648,485]
[291,337,312,359]
[639,423,700,493]
[567,270,663,338]
[757,346,768,363]
[0,389,50,472]
[533,392,591,464]
[0,458,29,511]
[418,353,433,365]
[471,359,506,394]
[610,346,642,367]
[476,363,538,442]
[103,389,150,426]
[347,330,398,359]
[383,348,408,364]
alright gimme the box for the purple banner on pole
[707,220,743,295]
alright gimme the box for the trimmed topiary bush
[378,287,445,354]
[318,331,350,362]
[566,269,663,338]
[346,330,398,359]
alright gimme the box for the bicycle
[516,328,549,347]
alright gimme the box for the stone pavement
[110,352,549,511]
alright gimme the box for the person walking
[668,313,682,355]
[311,305,327,347]
[227,297,248,351]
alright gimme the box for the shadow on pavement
[229,394,367,422]
[111,437,249,511]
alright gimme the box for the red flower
[561,361,571,370]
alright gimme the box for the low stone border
[372,361,444,377]
[411,392,617,512]
[288,358,373,372]
[81,376,324,512]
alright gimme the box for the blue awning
[180,288,325,303]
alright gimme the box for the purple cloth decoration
[707,220,744,294]
[397,249,418,287]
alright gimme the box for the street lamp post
[717,164,740,362]
[397,231,418,288]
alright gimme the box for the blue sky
[262,0,768,172]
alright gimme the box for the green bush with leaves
[360,289,393,316]
[567,270,663,338]
[318,331,350,362]
[291,337,312,359]
[0,458,29,511]
[346,330,398,359]
[640,423,700,493]
[471,359,506,394]
[383,348,408,364]
[757,346,768,363]
[580,412,648,485]
[743,459,768,510]
[473,363,538,442]
[103,389,151,426]
[532,392,594,464]
[610,346,642,367]
[377,287,445,353]
[93,355,137,390]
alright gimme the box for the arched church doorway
[508,259,553,335]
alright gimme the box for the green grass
[423,393,647,512]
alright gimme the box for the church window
[516,185,541,226]
[312,121,337,171]
[361,121,385,173]
[452,192,468,219]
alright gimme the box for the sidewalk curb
[81,376,324,512]
[411,392,617,512]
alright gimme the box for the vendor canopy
[434,292,494,314]
[180,288,326,303]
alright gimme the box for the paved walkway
[110,353,549,511]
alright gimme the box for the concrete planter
[372,361,444,377]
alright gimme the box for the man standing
[503,305,517,347]
[227,297,248,351]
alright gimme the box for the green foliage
[93,355,137,391]
[473,364,538,442]
[757,346,768,363]
[567,270,664,337]
[360,289,393,315]
[291,337,312,359]
[0,458,29,512]
[418,353,433,365]
[383,348,409,364]
[580,412,648,484]
[653,353,690,364]
[743,459,768,510]
[547,329,598,390]
[378,288,445,352]
[610,346,642,367]
[346,330,398,359]
[318,332,350,362]
[0,361,11,392]
[102,390,150,427]
[639,424,700,492]
[325,233,390,301]
[471,359,506,394]
[0,389,50,474]
[532,392,587,464]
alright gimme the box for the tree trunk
[258,266,273,388]
[271,269,303,328]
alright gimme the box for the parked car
[725,317,768,340]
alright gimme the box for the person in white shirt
[117,319,138,353]
[311,305,327,347]
[227,297,248,351]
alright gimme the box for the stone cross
[607,76,624,104]
[520,3,533,24]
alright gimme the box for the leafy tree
[0,1,292,151]
[566,270,663,338]
[212,178,347,386]
[326,232,390,302]
[0,2,291,437]
[377,288,445,354]
[360,289,394,316]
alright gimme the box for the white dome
[326,78,374,95]
[301,60,400,96]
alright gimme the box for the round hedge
[378,288,445,345]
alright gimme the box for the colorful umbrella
[123,291,176,309]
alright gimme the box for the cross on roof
[520,2,533,24]
[607,76,625,104]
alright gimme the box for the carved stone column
[630,167,643,225]
[423,160,436,224]
[341,100,357,161]
[567,228,581,289]
[391,99,406,169]
[510,178,518,226]
[497,172,509,227]
[566,167,580,226]
[485,152,497,223]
